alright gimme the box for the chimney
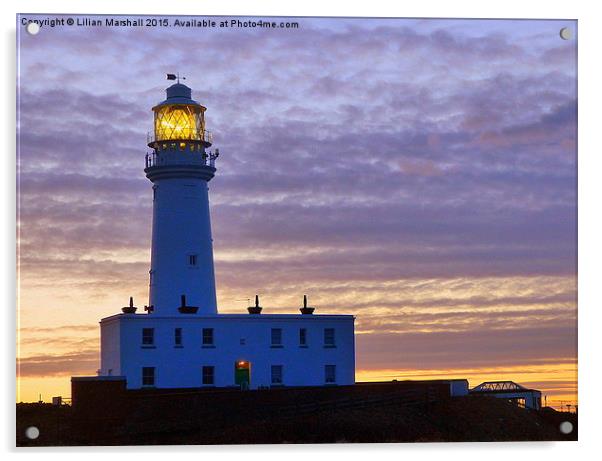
[247,294,263,314]
[300,295,315,315]
[121,296,137,314]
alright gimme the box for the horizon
[17,15,577,407]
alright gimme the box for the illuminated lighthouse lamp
[148,82,212,152]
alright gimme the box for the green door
[235,361,250,388]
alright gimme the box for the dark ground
[16,396,577,446]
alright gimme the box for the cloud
[17,350,99,377]
[357,325,577,370]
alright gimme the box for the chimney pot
[248,294,263,314]
[300,295,315,315]
[122,296,137,314]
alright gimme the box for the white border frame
[4,0,600,458]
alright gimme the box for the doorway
[234,360,250,389]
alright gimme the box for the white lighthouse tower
[144,82,219,315]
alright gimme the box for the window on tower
[189,254,198,266]
[174,328,183,347]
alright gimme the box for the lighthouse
[144,82,219,315]
[96,79,355,390]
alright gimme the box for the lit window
[142,328,154,346]
[271,328,282,347]
[179,142,186,150]
[271,365,283,385]
[325,365,336,384]
[202,328,214,346]
[299,328,307,346]
[142,367,155,386]
[174,328,182,346]
[202,366,215,385]
[189,254,198,266]
[324,328,336,347]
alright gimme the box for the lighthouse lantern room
[151,82,210,145]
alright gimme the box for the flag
[166,73,177,80]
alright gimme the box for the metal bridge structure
[469,381,542,410]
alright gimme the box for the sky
[16,15,577,407]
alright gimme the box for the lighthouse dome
[167,82,191,99]
[154,83,202,108]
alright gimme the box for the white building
[99,80,355,389]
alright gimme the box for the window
[142,367,155,386]
[142,328,154,346]
[189,254,198,266]
[202,328,214,346]
[271,365,283,385]
[174,328,182,346]
[324,328,336,347]
[325,365,336,384]
[271,328,282,347]
[299,328,307,346]
[202,366,215,385]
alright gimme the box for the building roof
[470,381,541,394]
[100,312,355,323]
